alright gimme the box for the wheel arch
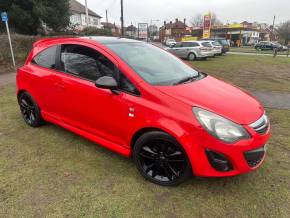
[130,127,166,149]
[187,51,197,59]
[17,89,28,100]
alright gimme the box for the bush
[0,34,39,64]
[80,27,112,36]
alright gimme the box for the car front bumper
[182,122,271,177]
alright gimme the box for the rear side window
[201,42,212,47]
[32,46,57,69]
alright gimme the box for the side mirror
[95,76,118,91]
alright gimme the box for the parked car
[254,41,283,51]
[166,41,215,61]
[164,38,176,47]
[203,40,223,56]
[17,37,271,186]
[202,38,230,54]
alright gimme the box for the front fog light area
[193,107,250,143]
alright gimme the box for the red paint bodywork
[16,37,271,177]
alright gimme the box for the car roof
[82,36,141,44]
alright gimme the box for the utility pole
[120,0,124,37]
[272,15,276,30]
[85,0,89,27]
[105,9,108,28]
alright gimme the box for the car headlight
[193,107,250,143]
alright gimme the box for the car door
[28,45,62,119]
[53,43,139,147]
[169,42,184,57]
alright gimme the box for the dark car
[254,41,283,51]
[202,38,230,54]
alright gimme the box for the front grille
[244,146,265,168]
[249,114,269,135]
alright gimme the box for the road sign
[1,12,15,67]
[138,23,148,39]
[1,12,8,22]
[203,13,212,39]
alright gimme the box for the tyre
[133,131,192,186]
[187,53,196,61]
[18,92,45,127]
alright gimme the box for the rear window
[219,39,229,45]
[201,42,212,47]
[32,46,57,69]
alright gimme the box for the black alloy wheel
[18,92,44,127]
[133,131,192,186]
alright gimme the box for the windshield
[107,42,199,85]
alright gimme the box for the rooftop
[70,0,102,18]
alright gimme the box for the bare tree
[190,13,203,27]
[277,21,290,45]
[211,12,222,26]
[190,12,222,27]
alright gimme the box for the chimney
[184,18,186,26]
[175,18,178,23]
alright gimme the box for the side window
[119,72,140,96]
[175,42,183,48]
[60,44,116,81]
[183,42,199,47]
[32,46,57,69]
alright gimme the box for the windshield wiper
[173,75,199,85]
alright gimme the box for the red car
[16,37,270,186]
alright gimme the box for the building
[69,0,102,30]
[101,22,120,36]
[159,18,189,42]
[191,22,275,46]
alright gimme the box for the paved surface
[1,72,290,109]
[252,91,290,109]
[0,72,16,86]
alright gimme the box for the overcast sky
[77,0,290,27]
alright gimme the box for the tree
[190,13,203,27]
[210,12,223,26]
[277,21,290,45]
[0,0,70,35]
[190,12,222,27]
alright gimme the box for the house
[101,22,120,36]
[125,25,138,38]
[69,0,102,30]
[159,18,189,42]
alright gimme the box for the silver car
[203,40,223,56]
[166,41,215,61]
